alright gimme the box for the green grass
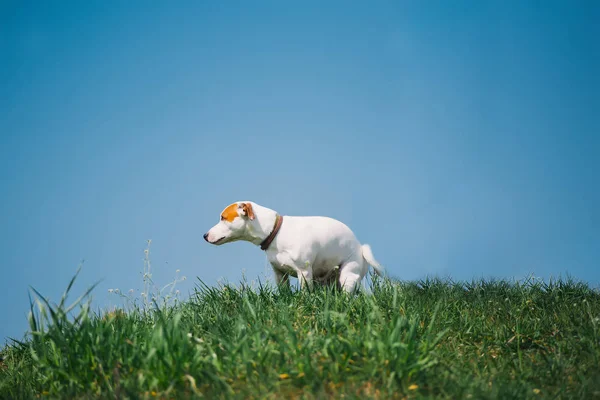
[1,271,600,399]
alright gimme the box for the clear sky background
[1,1,598,343]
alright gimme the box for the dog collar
[260,214,283,251]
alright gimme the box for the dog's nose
[203,233,209,242]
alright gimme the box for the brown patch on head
[220,203,240,222]
[241,203,255,220]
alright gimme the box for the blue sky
[1,1,598,343]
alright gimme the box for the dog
[203,201,385,292]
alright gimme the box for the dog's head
[203,201,256,245]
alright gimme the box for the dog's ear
[240,202,255,220]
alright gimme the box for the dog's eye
[220,215,226,221]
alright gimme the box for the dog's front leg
[272,266,290,289]
[298,262,313,291]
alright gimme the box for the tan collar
[260,214,283,251]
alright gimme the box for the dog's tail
[361,244,385,277]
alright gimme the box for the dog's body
[204,201,384,292]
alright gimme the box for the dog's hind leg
[338,259,368,293]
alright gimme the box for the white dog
[203,201,385,292]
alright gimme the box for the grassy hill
[1,271,599,399]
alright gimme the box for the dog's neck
[245,204,281,247]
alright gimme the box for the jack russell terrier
[203,201,385,292]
